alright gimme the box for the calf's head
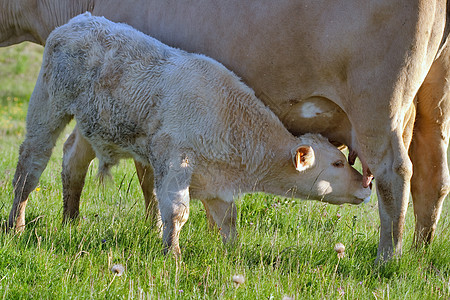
[270,134,371,205]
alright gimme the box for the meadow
[0,43,448,299]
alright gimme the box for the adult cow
[0,0,447,261]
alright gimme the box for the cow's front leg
[410,44,450,245]
[155,164,191,257]
[201,198,237,243]
[61,126,96,222]
[134,161,161,228]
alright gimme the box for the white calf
[9,13,371,255]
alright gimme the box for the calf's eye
[332,160,344,168]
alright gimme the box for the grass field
[0,43,449,299]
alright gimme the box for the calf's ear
[293,145,315,172]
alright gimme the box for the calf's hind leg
[8,79,71,231]
[61,128,160,223]
[61,126,96,222]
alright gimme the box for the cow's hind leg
[201,198,237,243]
[61,126,96,222]
[410,44,450,246]
[350,110,414,261]
[375,137,412,261]
[8,80,71,231]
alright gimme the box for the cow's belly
[278,96,352,146]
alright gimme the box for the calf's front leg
[201,198,237,242]
[155,164,192,256]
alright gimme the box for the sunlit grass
[0,43,43,104]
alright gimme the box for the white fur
[9,13,371,254]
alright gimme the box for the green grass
[0,43,449,299]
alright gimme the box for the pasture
[0,43,448,299]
